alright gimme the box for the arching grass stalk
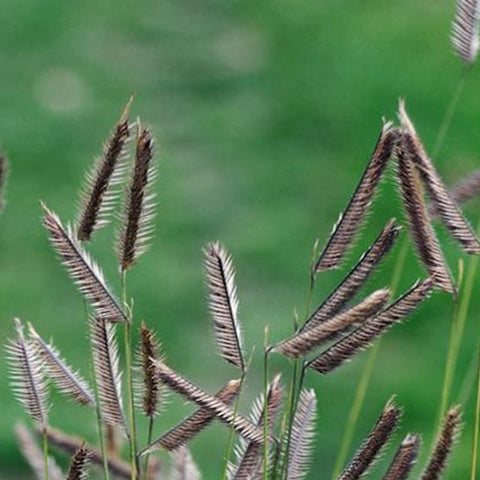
[142,417,154,480]
[221,373,246,480]
[121,272,139,480]
[470,340,480,480]
[331,66,471,479]
[42,426,49,480]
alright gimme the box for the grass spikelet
[399,101,480,256]
[89,317,126,432]
[308,278,434,374]
[443,167,480,210]
[338,398,401,480]
[170,446,201,480]
[451,0,480,63]
[15,423,64,480]
[383,434,421,480]
[6,319,49,426]
[117,123,156,272]
[76,99,132,242]
[286,389,317,480]
[137,321,164,418]
[395,138,455,294]
[153,360,269,444]
[303,220,400,331]
[141,380,241,454]
[28,323,95,408]
[42,203,127,322]
[41,425,131,480]
[421,406,462,480]
[66,443,92,480]
[204,241,244,371]
[313,122,397,273]
[231,374,284,479]
[273,289,391,359]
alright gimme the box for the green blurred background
[1,0,480,477]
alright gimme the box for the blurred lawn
[2,0,480,478]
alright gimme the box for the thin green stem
[471,341,480,480]
[263,336,270,480]
[142,416,155,480]
[42,426,49,480]
[221,374,246,480]
[121,272,139,480]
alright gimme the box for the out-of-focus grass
[1,0,480,478]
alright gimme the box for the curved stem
[142,417,155,480]
[42,426,49,480]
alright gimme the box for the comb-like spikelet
[42,204,127,322]
[66,444,92,480]
[273,289,390,359]
[137,321,164,418]
[303,220,400,331]
[339,398,401,480]
[395,140,455,294]
[0,150,9,212]
[141,380,241,454]
[89,317,126,432]
[231,374,284,479]
[399,101,480,255]
[170,446,201,480]
[15,423,64,480]
[308,278,434,374]
[28,324,95,408]
[117,124,156,272]
[204,241,244,371]
[444,168,480,209]
[451,0,480,63]
[76,101,131,242]
[314,123,396,272]
[383,434,421,480]
[421,406,462,480]
[153,360,269,444]
[286,389,317,480]
[6,319,48,426]
[41,425,131,480]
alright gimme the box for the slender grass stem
[42,426,49,480]
[263,329,270,480]
[121,272,139,480]
[471,341,480,480]
[142,417,155,480]
[221,374,245,480]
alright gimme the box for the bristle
[273,289,390,359]
[339,398,401,480]
[308,278,434,374]
[421,406,462,480]
[451,0,480,63]
[313,123,397,272]
[6,319,49,426]
[138,321,163,418]
[15,423,64,480]
[170,446,202,480]
[89,317,126,432]
[66,444,92,480]
[204,241,244,371]
[28,323,95,408]
[395,136,455,294]
[231,374,284,479]
[303,220,400,331]
[153,360,269,444]
[42,204,127,322]
[286,389,317,480]
[76,101,131,241]
[141,380,240,453]
[383,434,421,480]
[399,101,480,255]
[41,425,131,480]
[117,124,156,272]
[0,151,9,212]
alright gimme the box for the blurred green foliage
[1,0,480,478]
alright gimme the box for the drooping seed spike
[383,434,421,480]
[66,443,92,480]
[451,0,480,63]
